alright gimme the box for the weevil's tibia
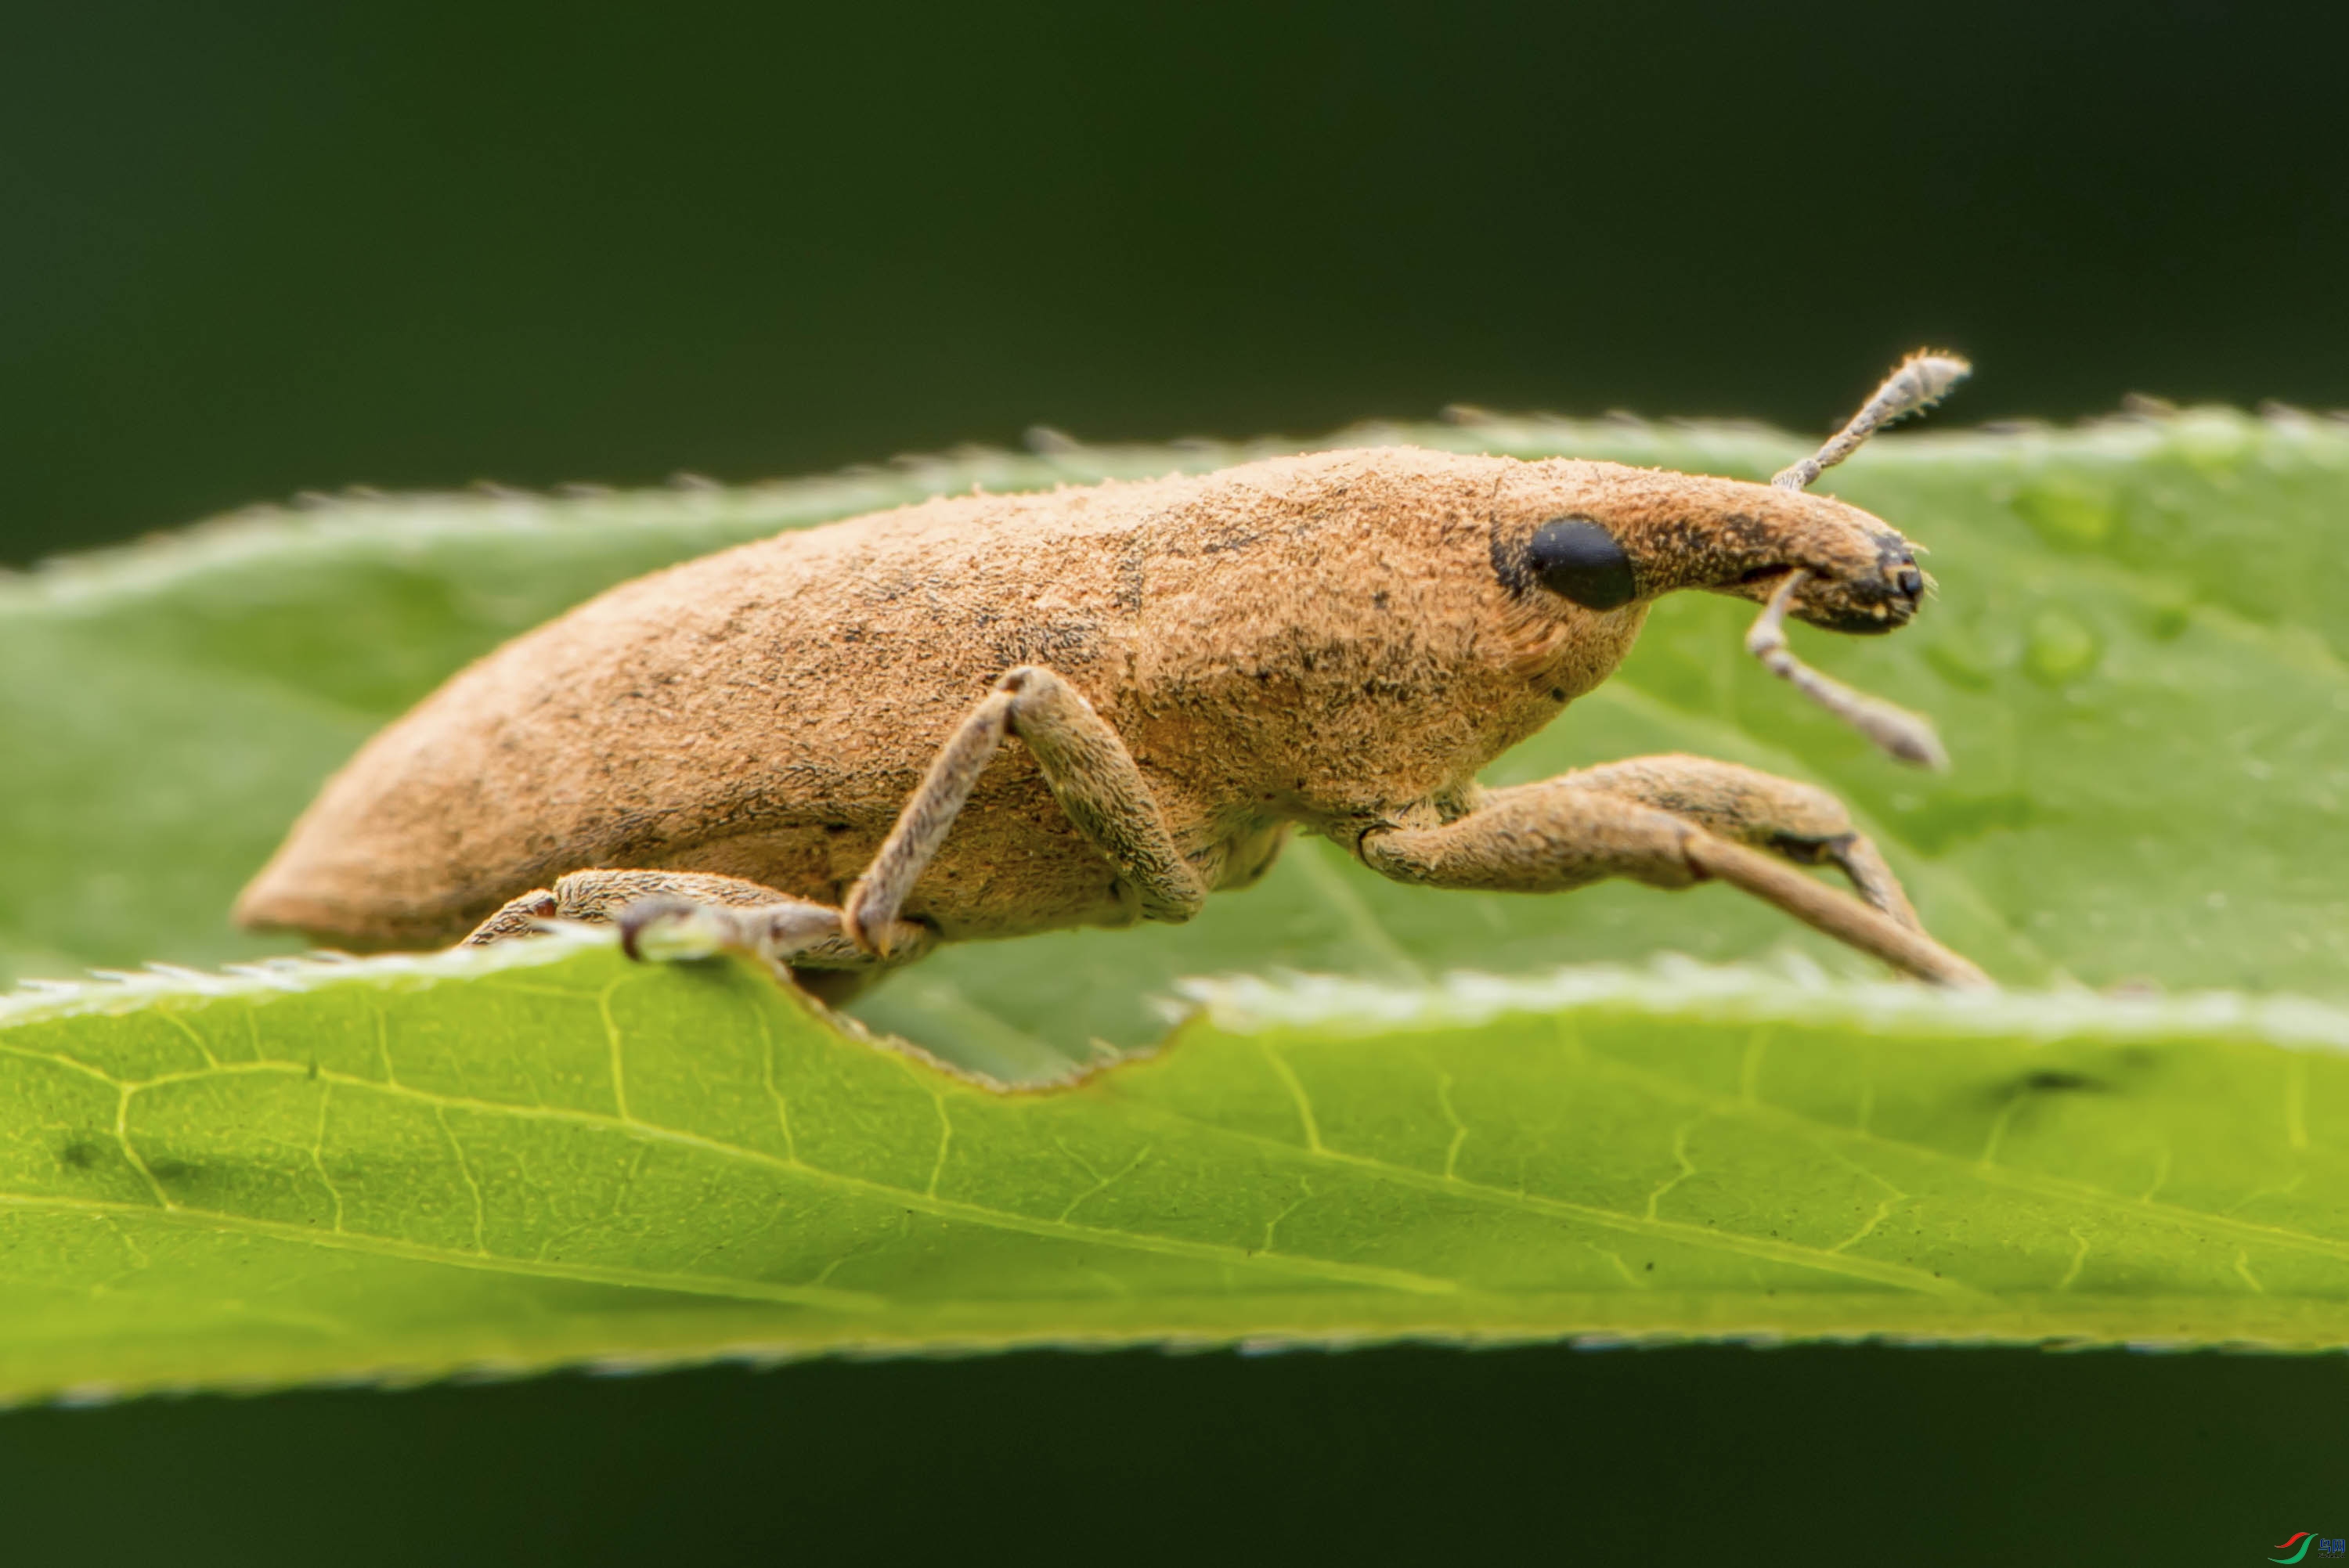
[1747,570,1950,770]
[843,665,1208,954]
[1770,351,1972,492]
[1681,832,1986,987]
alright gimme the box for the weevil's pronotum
[236,353,1991,996]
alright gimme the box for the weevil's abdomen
[235,446,1640,949]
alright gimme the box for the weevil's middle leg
[464,868,933,1007]
[1560,754,1920,930]
[1359,781,1986,988]
[842,664,1208,953]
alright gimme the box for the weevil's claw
[839,888,888,958]
[1925,950,1996,990]
[461,890,559,946]
[617,897,731,963]
[1880,716,1952,773]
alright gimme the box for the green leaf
[2,409,2345,1395]
[0,935,2342,1401]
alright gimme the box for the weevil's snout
[1705,483,1931,636]
[1780,532,1929,636]
[1493,467,1934,636]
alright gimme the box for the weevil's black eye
[1527,517,1637,610]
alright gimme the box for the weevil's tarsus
[612,890,922,968]
[465,869,925,1007]
[845,663,1208,953]
[1747,571,1950,770]
[1817,831,1921,932]
[1771,351,1972,492]
[615,898,731,963]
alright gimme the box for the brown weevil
[236,353,1990,998]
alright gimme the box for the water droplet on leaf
[2012,481,2118,550]
[2024,611,2100,687]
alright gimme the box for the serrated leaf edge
[9,926,2346,1062]
[12,405,2335,614]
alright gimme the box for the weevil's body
[240,436,1986,992]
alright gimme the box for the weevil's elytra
[236,356,1990,994]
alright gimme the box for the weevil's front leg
[1359,782,1987,988]
[1560,754,1920,930]
[843,665,1208,952]
[464,868,933,1007]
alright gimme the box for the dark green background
[9,0,2349,568]
[3,2,2342,1561]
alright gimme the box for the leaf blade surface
[1,936,2344,1402]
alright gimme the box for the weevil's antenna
[1770,351,1971,492]
[1745,351,1969,770]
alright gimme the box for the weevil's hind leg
[1561,754,1920,930]
[842,664,1208,952]
[1359,781,1987,988]
[464,868,932,1006]
[465,869,811,943]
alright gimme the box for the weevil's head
[1490,460,1928,636]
